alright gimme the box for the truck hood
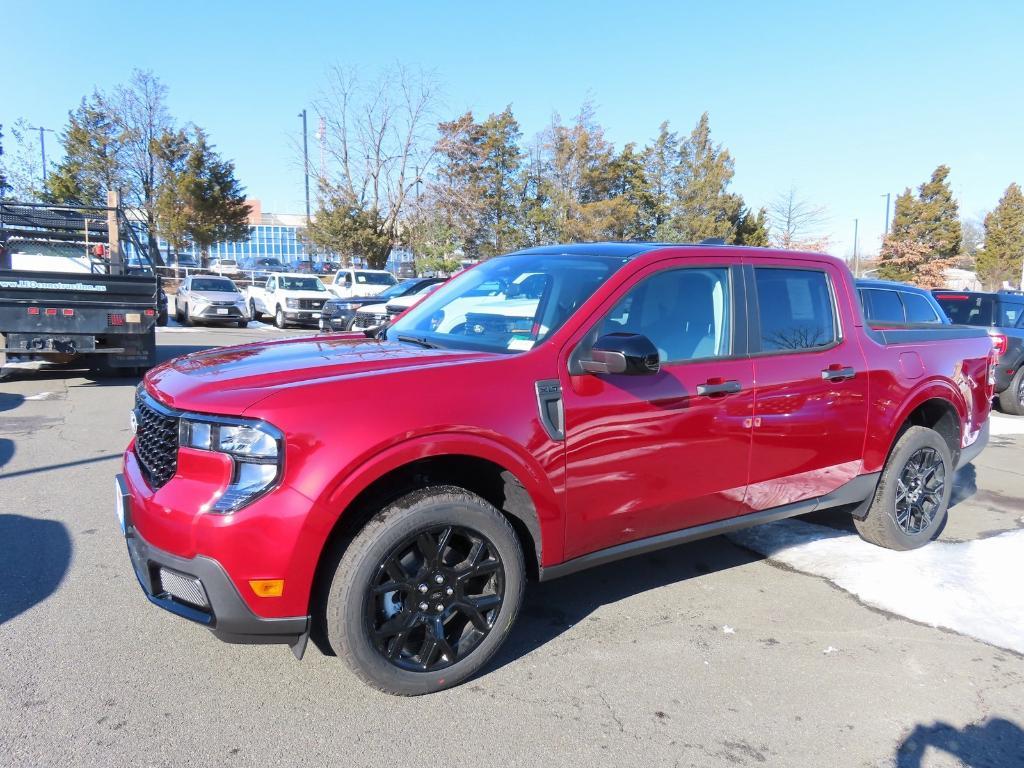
[145,336,496,414]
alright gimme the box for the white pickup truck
[329,268,397,299]
[245,273,332,328]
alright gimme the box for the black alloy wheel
[325,486,525,695]
[366,525,505,673]
[893,447,946,535]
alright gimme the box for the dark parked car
[249,257,289,277]
[933,289,1024,414]
[857,279,949,326]
[319,277,445,332]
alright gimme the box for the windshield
[355,271,397,286]
[192,278,238,292]
[279,276,327,291]
[387,253,625,352]
[935,294,994,326]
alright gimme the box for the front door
[560,260,754,560]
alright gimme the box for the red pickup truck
[117,243,995,694]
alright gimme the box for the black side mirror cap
[579,332,660,375]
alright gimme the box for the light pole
[299,110,310,223]
[29,125,56,182]
[882,192,891,235]
[852,218,860,277]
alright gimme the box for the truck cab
[329,268,397,299]
[245,273,331,328]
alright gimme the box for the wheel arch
[880,386,965,469]
[306,435,559,619]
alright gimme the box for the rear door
[560,257,755,559]
[745,258,869,511]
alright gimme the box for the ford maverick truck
[117,243,995,695]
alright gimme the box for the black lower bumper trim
[117,475,309,652]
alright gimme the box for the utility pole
[30,125,55,182]
[852,218,860,277]
[299,109,310,223]
[882,192,891,235]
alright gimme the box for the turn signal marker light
[249,579,284,597]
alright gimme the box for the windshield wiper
[396,334,441,349]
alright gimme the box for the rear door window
[755,268,837,352]
[902,292,942,323]
[861,288,905,324]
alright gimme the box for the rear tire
[325,486,525,695]
[997,367,1024,416]
[854,426,952,551]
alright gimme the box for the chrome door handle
[821,366,855,381]
[696,379,742,396]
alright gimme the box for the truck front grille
[134,394,179,489]
[298,299,325,310]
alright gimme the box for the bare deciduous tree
[308,65,438,267]
[768,186,831,251]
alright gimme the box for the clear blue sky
[4,0,1022,258]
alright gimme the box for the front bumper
[193,304,247,321]
[116,473,310,657]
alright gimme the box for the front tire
[855,426,952,550]
[249,300,261,321]
[274,307,287,329]
[998,367,1024,416]
[325,487,525,695]
[182,304,193,327]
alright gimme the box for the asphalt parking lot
[2,325,1023,768]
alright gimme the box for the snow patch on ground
[729,520,1024,655]
[990,413,1024,436]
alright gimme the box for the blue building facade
[157,202,310,267]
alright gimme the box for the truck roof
[507,241,839,262]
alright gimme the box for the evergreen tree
[478,107,525,257]
[642,122,681,234]
[977,183,1024,289]
[879,165,962,284]
[733,207,770,246]
[156,128,250,267]
[44,94,125,206]
[658,113,742,243]
[888,165,962,258]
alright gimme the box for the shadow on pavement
[949,463,978,509]
[0,514,73,625]
[487,536,762,672]
[896,717,1024,767]
[0,438,13,470]
[0,392,26,413]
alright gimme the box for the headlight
[286,298,299,308]
[179,417,282,512]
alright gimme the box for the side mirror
[579,333,660,375]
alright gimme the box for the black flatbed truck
[0,202,162,376]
